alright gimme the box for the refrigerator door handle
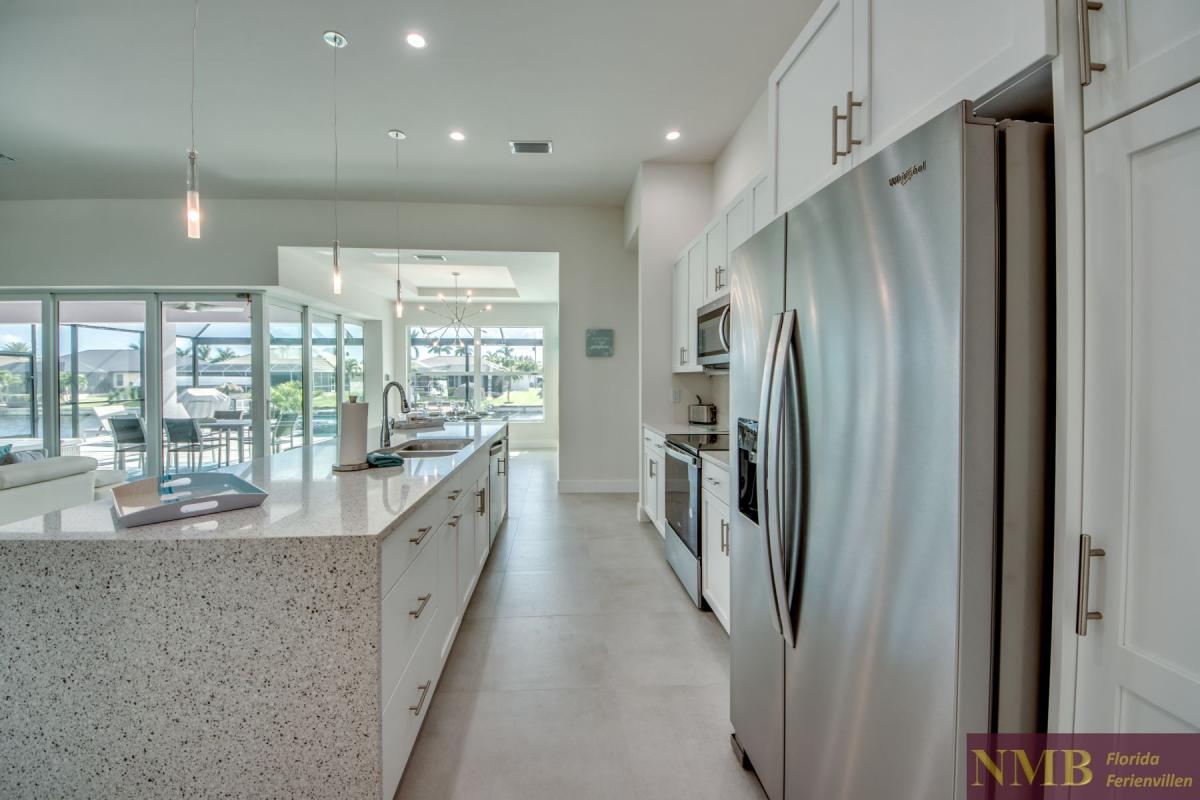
[756,313,786,636]
[767,310,798,647]
[779,310,809,647]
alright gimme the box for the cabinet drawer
[702,462,730,500]
[381,523,441,698]
[381,605,442,799]
[381,494,445,598]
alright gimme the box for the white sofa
[0,456,128,526]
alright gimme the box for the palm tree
[213,347,238,362]
[0,341,32,354]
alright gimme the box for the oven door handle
[664,442,700,467]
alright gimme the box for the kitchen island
[0,422,508,800]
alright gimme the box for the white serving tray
[111,473,268,528]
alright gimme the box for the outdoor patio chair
[213,409,245,420]
[271,412,299,453]
[164,417,223,472]
[107,416,148,472]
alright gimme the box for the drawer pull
[476,488,486,515]
[447,514,462,528]
[408,526,433,545]
[409,593,432,619]
[448,489,462,501]
[409,681,432,716]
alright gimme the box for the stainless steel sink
[379,437,473,457]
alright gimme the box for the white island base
[0,422,508,800]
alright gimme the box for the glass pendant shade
[395,280,404,318]
[332,241,343,294]
[186,151,201,239]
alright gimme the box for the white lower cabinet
[642,429,667,535]
[701,465,732,634]
[379,431,507,800]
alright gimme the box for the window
[343,321,365,402]
[268,305,303,453]
[310,314,339,443]
[408,326,543,421]
[0,300,43,441]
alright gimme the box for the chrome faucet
[380,381,412,448]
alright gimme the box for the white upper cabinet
[1082,0,1200,130]
[768,0,1055,216]
[725,193,751,266]
[686,238,707,369]
[671,255,695,373]
[750,172,774,235]
[704,218,728,303]
[852,0,1055,163]
[768,0,855,214]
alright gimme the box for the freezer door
[728,215,786,800]
[781,103,999,800]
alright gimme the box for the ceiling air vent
[414,254,447,262]
[509,140,553,155]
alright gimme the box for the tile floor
[395,448,767,800]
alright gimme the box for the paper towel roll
[337,400,370,469]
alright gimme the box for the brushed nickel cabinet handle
[447,514,462,528]
[409,681,432,715]
[1079,1,1106,86]
[448,489,462,501]
[497,457,506,476]
[409,526,433,545]
[1075,533,1106,635]
[409,593,432,619]
[720,519,729,554]
[833,92,864,165]
[831,103,846,165]
[476,489,485,515]
[679,346,686,366]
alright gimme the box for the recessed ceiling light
[322,31,348,49]
[665,130,682,142]
[387,129,407,140]
[405,32,427,48]
[449,130,466,142]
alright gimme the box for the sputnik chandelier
[418,272,491,348]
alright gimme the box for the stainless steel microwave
[696,297,730,368]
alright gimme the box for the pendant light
[185,0,201,238]
[324,30,348,294]
[388,129,406,318]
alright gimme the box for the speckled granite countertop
[0,422,507,543]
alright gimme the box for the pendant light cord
[333,42,339,244]
[395,138,401,282]
[190,0,198,152]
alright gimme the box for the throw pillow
[4,448,48,465]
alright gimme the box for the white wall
[631,163,715,434]
[0,198,638,490]
[711,90,768,215]
[395,302,560,450]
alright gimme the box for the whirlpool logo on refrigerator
[888,160,927,187]
[966,734,1200,798]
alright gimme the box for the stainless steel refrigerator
[728,102,1052,800]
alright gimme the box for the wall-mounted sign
[585,328,614,357]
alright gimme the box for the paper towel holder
[333,395,372,472]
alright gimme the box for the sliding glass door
[161,298,257,472]
[0,300,44,444]
[268,305,304,454]
[57,299,148,477]
[310,313,339,443]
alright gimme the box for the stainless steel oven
[664,440,703,607]
[696,297,731,368]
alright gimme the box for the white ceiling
[278,247,559,303]
[0,0,819,205]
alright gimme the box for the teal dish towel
[367,451,406,468]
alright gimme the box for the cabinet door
[436,520,459,662]
[725,193,751,268]
[474,475,490,570]
[702,489,731,634]
[1075,81,1200,735]
[686,239,706,370]
[851,0,1054,162]
[671,255,689,373]
[750,172,774,235]
[643,441,658,522]
[454,509,476,613]
[704,219,728,303]
[768,0,854,213]
[653,451,667,534]
[1083,0,1200,130]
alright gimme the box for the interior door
[768,0,853,213]
[1083,0,1200,130]
[1076,81,1200,734]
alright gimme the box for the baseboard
[557,479,638,494]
